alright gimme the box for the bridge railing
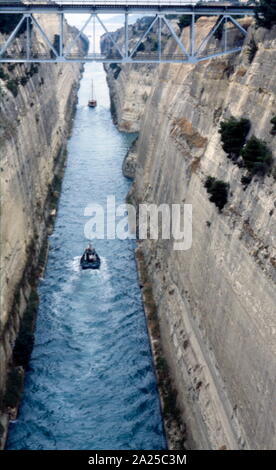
[0,1,256,5]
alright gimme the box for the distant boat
[88,80,97,108]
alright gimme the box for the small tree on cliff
[178,15,192,30]
[204,176,229,211]
[255,0,276,29]
[241,136,273,174]
[178,15,200,31]
[219,117,251,160]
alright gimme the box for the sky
[65,13,141,52]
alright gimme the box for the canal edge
[0,70,84,451]
[135,243,187,450]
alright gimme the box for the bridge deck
[0,3,255,16]
[0,2,255,64]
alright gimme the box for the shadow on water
[6,64,166,450]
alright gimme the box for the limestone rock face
[107,18,276,450]
[0,14,86,446]
[104,61,155,132]
[122,137,138,179]
[101,18,158,132]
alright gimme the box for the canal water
[7,64,166,450]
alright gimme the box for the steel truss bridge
[0,2,257,64]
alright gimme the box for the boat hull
[80,254,101,270]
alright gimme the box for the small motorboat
[80,246,101,270]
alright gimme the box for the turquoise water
[6,64,166,450]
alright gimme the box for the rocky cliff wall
[0,14,87,447]
[101,17,160,132]
[105,60,154,132]
[105,17,276,450]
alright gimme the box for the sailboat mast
[88,79,97,107]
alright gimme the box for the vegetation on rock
[110,63,121,79]
[178,15,200,31]
[0,62,40,98]
[0,13,27,35]
[137,42,146,52]
[247,38,258,63]
[241,136,273,174]
[270,115,276,135]
[178,15,193,30]
[241,174,253,188]
[219,117,251,160]
[255,0,276,29]
[204,176,229,211]
[6,79,19,97]
[0,67,8,81]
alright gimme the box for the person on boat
[85,243,96,262]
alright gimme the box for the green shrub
[137,42,145,52]
[241,174,252,187]
[20,76,28,86]
[247,38,258,64]
[7,64,16,72]
[156,357,169,374]
[133,42,146,58]
[241,136,273,174]
[0,14,27,35]
[26,64,39,77]
[271,115,276,135]
[109,63,121,79]
[24,64,39,79]
[255,0,276,29]
[204,176,229,211]
[0,67,8,81]
[177,15,201,31]
[178,15,192,30]
[6,79,18,97]
[219,117,251,160]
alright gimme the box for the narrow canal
[7,64,166,450]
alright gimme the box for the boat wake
[69,255,110,280]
